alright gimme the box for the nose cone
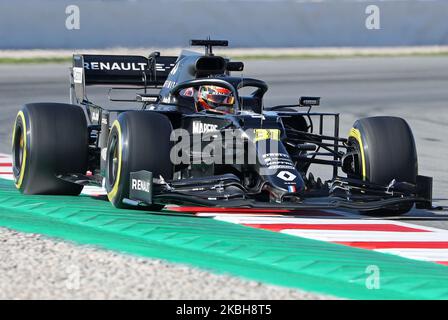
[253,131,305,200]
[261,167,305,201]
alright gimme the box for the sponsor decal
[161,96,171,103]
[192,121,218,134]
[262,153,295,170]
[83,62,148,71]
[73,67,83,84]
[91,110,100,122]
[276,170,297,182]
[139,96,158,102]
[131,178,151,193]
[254,129,280,142]
[162,80,177,89]
[129,171,153,203]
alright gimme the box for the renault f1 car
[12,39,433,215]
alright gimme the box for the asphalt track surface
[0,57,448,299]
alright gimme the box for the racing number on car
[254,129,280,142]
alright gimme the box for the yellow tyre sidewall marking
[348,128,367,181]
[107,120,122,202]
[13,111,27,189]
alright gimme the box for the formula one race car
[12,39,433,215]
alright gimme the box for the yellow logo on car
[254,129,280,142]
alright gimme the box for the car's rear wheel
[12,103,88,195]
[105,111,173,210]
[347,116,418,216]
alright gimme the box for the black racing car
[11,39,433,215]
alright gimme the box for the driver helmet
[197,85,235,114]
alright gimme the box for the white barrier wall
[0,0,447,49]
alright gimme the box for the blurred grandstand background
[0,0,447,49]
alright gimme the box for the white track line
[214,216,448,233]
[196,213,284,217]
[0,153,106,195]
[0,154,13,181]
[375,249,448,262]
[214,215,448,265]
[281,230,448,242]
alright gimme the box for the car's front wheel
[347,116,418,216]
[105,111,173,210]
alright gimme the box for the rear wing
[71,53,178,104]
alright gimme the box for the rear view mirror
[227,62,244,72]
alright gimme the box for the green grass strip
[0,57,72,64]
[0,179,447,299]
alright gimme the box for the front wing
[126,171,434,213]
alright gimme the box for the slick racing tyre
[348,116,418,216]
[105,111,173,210]
[12,103,88,195]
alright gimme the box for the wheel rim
[347,137,363,179]
[107,133,119,188]
[12,123,24,178]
